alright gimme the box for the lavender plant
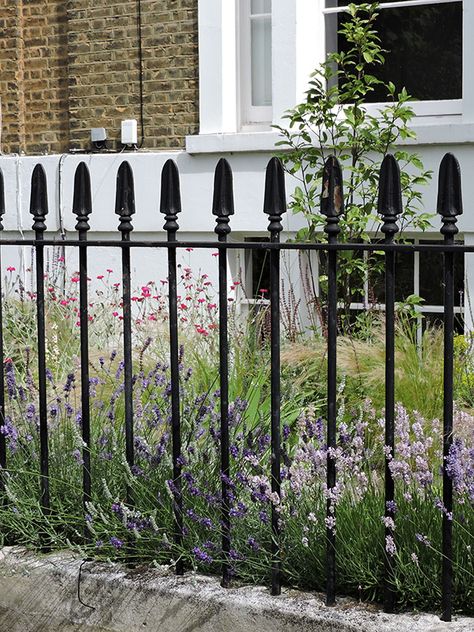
[0,259,473,614]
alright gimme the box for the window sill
[186,120,474,155]
[185,131,281,154]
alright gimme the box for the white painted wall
[0,144,472,313]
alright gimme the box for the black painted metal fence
[0,152,465,621]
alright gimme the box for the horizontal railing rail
[0,238,472,253]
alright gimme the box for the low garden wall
[0,548,472,632]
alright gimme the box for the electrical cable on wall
[137,0,145,148]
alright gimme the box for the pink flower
[60,300,68,306]
[107,269,113,273]
[112,311,119,317]
[97,275,104,280]
[6,266,15,272]
[179,303,188,310]
[207,303,217,310]
[197,298,205,303]
[113,283,120,288]
[212,252,218,257]
[186,247,194,252]
[141,286,151,298]
[148,314,157,321]
[71,276,79,283]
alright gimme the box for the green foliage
[274,3,433,329]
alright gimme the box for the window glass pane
[251,0,271,14]
[370,248,414,303]
[335,1,462,101]
[419,240,464,307]
[246,238,271,299]
[251,15,272,106]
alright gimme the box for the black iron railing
[0,152,465,621]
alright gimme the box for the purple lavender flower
[415,533,431,547]
[385,535,396,557]
[5,361,16,399]
[72,449,84,465]
[247,537,260,551]
[110,536,123,550]
[192,547,213,564]
[63,373,75,393]
[0,416,18,452]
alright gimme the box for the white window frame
[239,0,273,128]
[194,0,323,136]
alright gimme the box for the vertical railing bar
[160,159,184,576]
[30,164,51,532]
[437,153,462,622]
[378,155,402,613]
[321,156,343,607]
[326,243,337,605]
[264,157,286,596]
[73,163,92,529]
[212,158,235,587]
[115,162,135,509]
[0,169,6,496]
[269,236,281,596]
[218,241,231,585]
